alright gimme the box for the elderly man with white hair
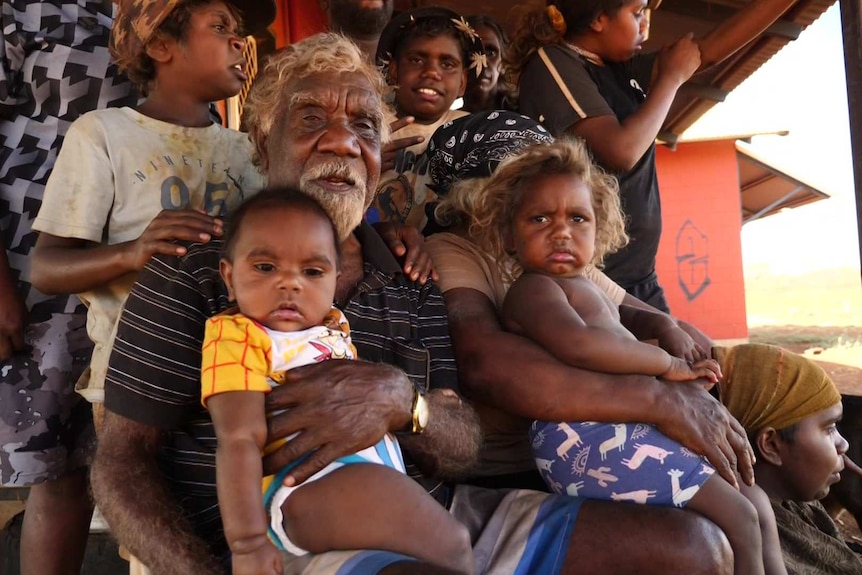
[92,33,738,575]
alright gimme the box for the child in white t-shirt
[30,0,265,407]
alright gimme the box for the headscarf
[425,110,554,195]
[715,343,841,432]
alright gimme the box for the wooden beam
[684,82,731,102]
[660,0,803,40]
[840,0,862,279]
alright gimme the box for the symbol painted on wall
[676,220,711,301]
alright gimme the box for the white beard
[300,160,370,241]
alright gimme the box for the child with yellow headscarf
[716,343,862,574]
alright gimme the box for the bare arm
[91,411,225,575]
[504,274,674,376]
[30,209,222,295]
[621,293,712,362]
[208,392,282,575]
[208,392,270,551]
[398,387,481,481]
[262,360,481,485]
[617,303,677,342]
[570,36,700,171]
[445,286,753,488]
[697,0,796,70]
[0,241,26,359]
[575,0,794,172]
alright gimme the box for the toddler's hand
[662,356,721,383]
[232,540,283,575]
[129,209,223,270]
[656,325,703,363]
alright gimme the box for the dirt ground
[748,325,862,395]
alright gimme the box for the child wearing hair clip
[366,6,486,231]
[507,0,795,313]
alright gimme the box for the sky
[683,3,858,277]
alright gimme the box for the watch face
[417,394,430,429]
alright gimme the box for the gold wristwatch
[410,389,429,434]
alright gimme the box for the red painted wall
[271,1,326,47]
[655,141,748,340]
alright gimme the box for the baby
[201,188,472,575]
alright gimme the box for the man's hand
[373,221,438,284]
[262,360,413,486]
[656,325,705,363]
[231,538,283,575]
[127,209,223,271]
[0,266,26,360]
[381,116,424,173]
[655,381,755,490]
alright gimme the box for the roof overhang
[649,0,837,143]
[734,142,830,223]
[416,0,836,141]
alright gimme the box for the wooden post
[840,0,862,277]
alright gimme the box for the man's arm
[445,286,753,488]
[399,387,481,481]
[262,360,481,485]
[91,412,225,575]
[400,277,481,480]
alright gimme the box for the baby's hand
[662,356,722,383]
[232,539,283,575]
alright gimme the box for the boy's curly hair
[452,138,628,280]
[112,0,242,95]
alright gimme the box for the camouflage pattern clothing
[0,0,138,486]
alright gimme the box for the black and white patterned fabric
[425,110,554,195]
[1,0,138,308]
[0,0,138,485]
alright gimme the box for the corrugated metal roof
[735,142,831,223]
[655,0,837,139]
[416,0,837,138]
